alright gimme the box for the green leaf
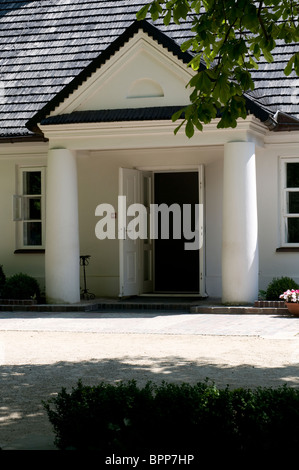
[163,9,172,26]
[192,116,203,132]
[250,43,261,61]
[173,1,189,24]
[174,119,186,135]
[205,68,217,80]
[136,4,150,20]
[191,0,201,14]
[189,70,201,87]
[181,38,195,52]
[231,95,247,120]
[284,55,295,76]
[188,54,202,71]
[172,107,186,122]
[198,100,218,123]
[235,68,255,92]
[185,119,195,138]
[213,73,230,104]
[232,39,247,60]
[189,88,198,103]
[294,53,299,76]
[190,70,212,94]
[217,108,237,129]
[248,56,259,70]
[150,1,163,21]
[262,48,274,63]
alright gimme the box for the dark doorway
[154,172,199,293]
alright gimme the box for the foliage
[137,1,299,137]
[265,276,299,300]
[44,379,299,456]
[1,272,41,300]
[258,289,266,300]
[0,265,6,294]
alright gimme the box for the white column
[45,148,80,303]
[222,141,259,304]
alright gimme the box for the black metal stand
[80,255,95,300]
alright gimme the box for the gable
[49,29,194,118]
[25,18,281,135]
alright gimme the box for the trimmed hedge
[43,380,299,456]
[0,265,6,297]
[266,276,299,300]
[1,272,41,300]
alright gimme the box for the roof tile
[0,0,298,137]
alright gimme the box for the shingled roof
[0,0,299,140]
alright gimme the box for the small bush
[265,276,299,300]
[43,380,299,457]
[0,265,6,297]
[2,272,41,300]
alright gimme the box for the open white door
[119,168,140,297]
[119,166,206,297]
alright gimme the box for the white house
[1,1,299,305]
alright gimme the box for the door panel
[141,172,153,293]
[119,168,140,297]
[154,172,200,293]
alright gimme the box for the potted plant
[279,289,299,316]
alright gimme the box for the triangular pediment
[25,20,285,135]
[49,28,194,118]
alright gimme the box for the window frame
[280,157,299,247]
[14,166,46,250]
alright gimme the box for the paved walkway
[0,310,299,338]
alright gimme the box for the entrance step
[0,298,289,314]
[191,300,288,314]
[190,306,288,315]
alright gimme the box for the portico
[25,20,270,305]
[42,115,262,304]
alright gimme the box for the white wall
[0,144,47,291]
[256,144,299,292]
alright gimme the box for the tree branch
[257,1,269,40]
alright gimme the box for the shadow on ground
[1,356,299,449]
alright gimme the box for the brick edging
[0,299,37,305]
[254,301,285,308]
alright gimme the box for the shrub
[43,380,299,457]
[2,272,41,300]
[0,265,6,297]
[265,276,299,300]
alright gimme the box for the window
[14,167,46,249]
[281,159,299,246]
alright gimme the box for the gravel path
[0,311,298,450]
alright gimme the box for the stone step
[0,299,289,314]
[190,306,288,314]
